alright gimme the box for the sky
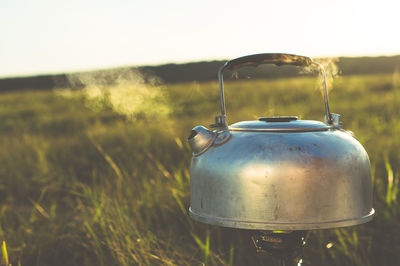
[0,0,399,77]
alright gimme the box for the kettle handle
[215,53,332,128]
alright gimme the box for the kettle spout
[188,126,216,155]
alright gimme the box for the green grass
[0,73,399,265]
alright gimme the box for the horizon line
[1,53,399,80]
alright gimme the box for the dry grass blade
[88,135,124,183]
[2,241,9,266]
[30,199,50,219]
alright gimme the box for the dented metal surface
[189,129,374,230]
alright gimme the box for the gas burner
[252,230,307,265]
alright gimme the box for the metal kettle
[188,53,374,230]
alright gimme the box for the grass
[0,72,399,265]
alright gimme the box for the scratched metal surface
[189,129,374,230]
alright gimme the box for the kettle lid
[229,116,332,132]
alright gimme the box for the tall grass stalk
[2,241,9,266]
[385,156,399,207]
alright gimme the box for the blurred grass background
[0,71,399,265]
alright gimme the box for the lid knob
[259,116,298,123]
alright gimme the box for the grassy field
[0,72,399,265]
